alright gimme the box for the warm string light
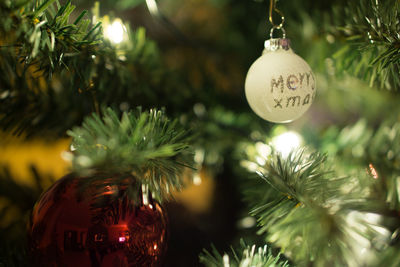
[237,216,256,229]
[368,163,379,179]
[223,254,230,267]
[271,131,303,158]
[92,4,128,45]
[104,19,127,44]
[240,130,303,172]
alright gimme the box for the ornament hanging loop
[268,0,285,29]
[270,26,286,39]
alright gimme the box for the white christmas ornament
[245,38,316,123]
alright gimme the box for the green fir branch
[3,0,102,74]
[0,0,103,136]
[67,107,193,201]
[321,119,400,210]
[33,0,57,18]
[199,239,289,267]
[333,0,400,90]
[244,148,390,266]
[0,0,166,137]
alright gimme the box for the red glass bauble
[28,173,168,267]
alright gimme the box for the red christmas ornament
[28,173,168,267]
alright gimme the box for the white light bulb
[105,19,125,44]
[271,131,302,158]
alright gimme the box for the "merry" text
[271,71,315,93]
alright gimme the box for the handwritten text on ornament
[270,71,315,93]
[274,93,315,109]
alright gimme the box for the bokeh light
[104,19,126,44]
[271,131,303,158]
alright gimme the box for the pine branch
[243,148,391,266]
[0,0,173,137]
[2,0,102,77]
[333,0,400,90]
[67,107,193,201]
[199,239,289,267]
[321,119,400,210]
[0,0,101,136]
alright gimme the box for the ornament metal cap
[264,38,291,52]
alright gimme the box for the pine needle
[333,0,400,91]
[199,239,289,267]
[67,107,193,202]
[244,148,390,266]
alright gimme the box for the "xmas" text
[274,93,315,109]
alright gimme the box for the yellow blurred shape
[0,197,21,228]
[173,167,215,214]
[0,137,71,188]
[0,135,216,215]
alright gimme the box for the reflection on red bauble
[28,173,168,267]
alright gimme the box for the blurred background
[1,0,400,266]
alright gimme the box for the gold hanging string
[268,0,286,38]
[268,0,285,29]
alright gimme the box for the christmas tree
[1,0,400,266]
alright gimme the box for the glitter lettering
[303,94,310,105]
[287,75,299,90]
[286,96,301,107]
[306,72,312,86]
[299,73,306,87]
[271,75,284,93]
[274,98,283,108]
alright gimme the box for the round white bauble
[245,38,316,123]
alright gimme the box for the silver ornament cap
[264,38,291,52]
